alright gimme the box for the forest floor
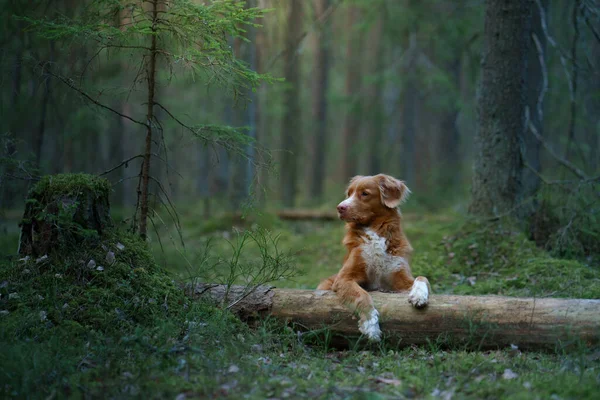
[1,206,600,399]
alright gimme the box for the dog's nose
[337,204,347,213]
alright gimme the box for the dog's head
[336,174,410,224]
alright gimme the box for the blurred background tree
[1,0,599,258]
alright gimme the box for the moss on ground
[1,195,600,398]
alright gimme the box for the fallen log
[231,210,339,222]
[275,210,338,221]
[191,284,600,350]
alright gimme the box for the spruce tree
[23,0,274,238]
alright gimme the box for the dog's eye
[361,191,369,197]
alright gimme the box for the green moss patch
[434,219,600,298]
[1,230,186,340]
[28,173,112,200]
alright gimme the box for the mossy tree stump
[19,174,112,256]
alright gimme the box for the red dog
[317,174,430,341]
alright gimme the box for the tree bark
[192,285,600,350]
[340,6,362,181]
[139,0,158,239]
[309,0,330,200]
[469,0,533,217]
[280,0,303,207]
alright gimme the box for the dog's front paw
[408,280,429,309]
[359,309,382,341]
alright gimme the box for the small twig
[46,69,148,128]
[584,13,600,45]
[528,120,588,180]
[536,0,576,99]
[98,154,144,176]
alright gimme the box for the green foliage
[21,0,275,100]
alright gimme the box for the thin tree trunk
[309,0,330,199]
[438,59,461,192]
[366,14,385,176]
[255,0,268,205]
[398,32,419,187]
[139,0,158,239]
[519,0,548,218]
[340,6,361,180]
[280,0,303,207]
[2,22,24,208]
[34,42,55,170]
[400,77,417,186]
[563,0,581,165]
[586,19,600,173]
[469,0,533,217]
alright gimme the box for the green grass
[1,200,600,398]
[150,207,600,299]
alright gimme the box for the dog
[317,174,430,341]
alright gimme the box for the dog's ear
[376,174,410,208]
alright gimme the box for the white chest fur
[360,229,407,290]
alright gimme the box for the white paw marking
[359,309,382,341]
[408,280,429,308]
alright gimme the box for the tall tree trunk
[399,32,419,187]
[280,0,303,207]
[366,14,385,176]
[469,0,533,217]
[109,107,126,208]
[33,42,55,170]
[563,0,581,165]
[309,0,330,199]
[400,77,417,186]
[585,10,600,173]
[340,6,361,181]
[1,22,24,209]
[254,0,267,205]
[438,58,461,192]
[519,0,548,217]
[229,22,257,209]
[139,0,158,239]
